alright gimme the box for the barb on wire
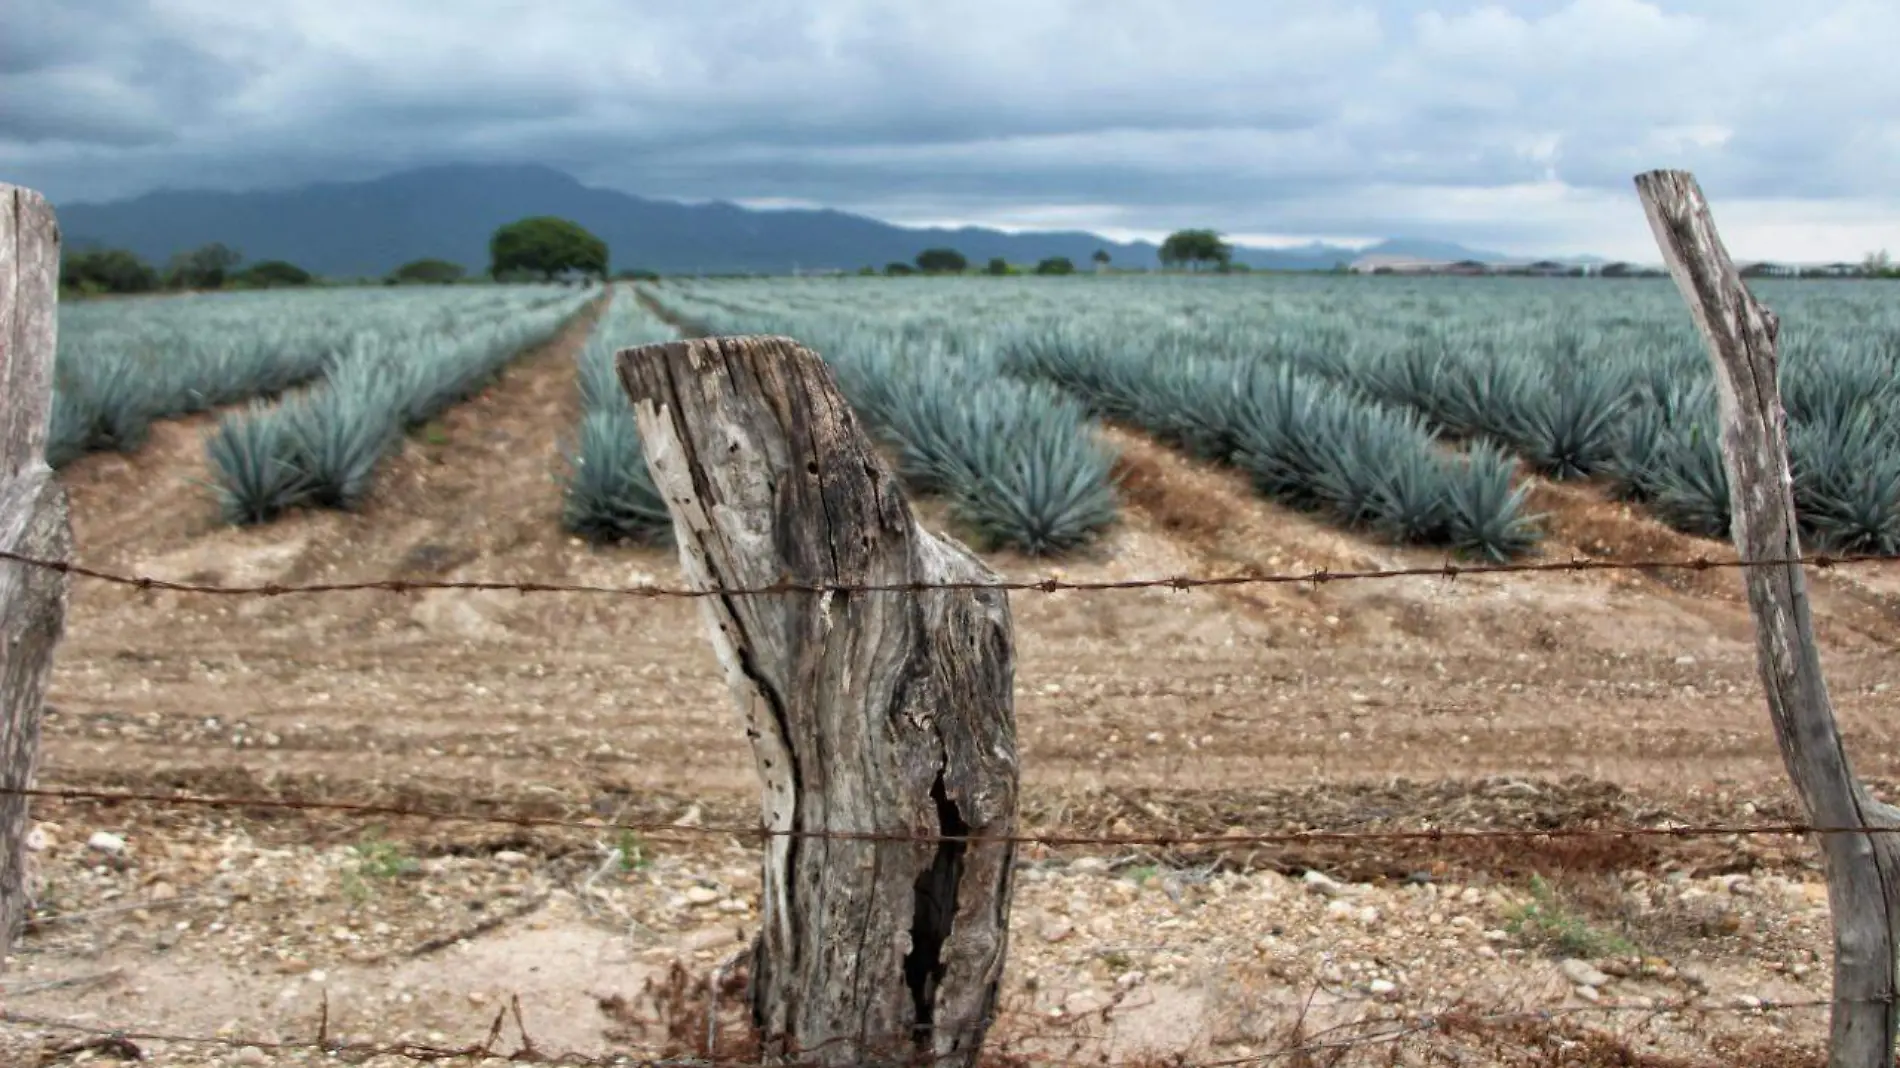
[0,546,1894,601]
[11,784,1898,847]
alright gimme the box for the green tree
[1864,249,1896,278]
[231,260,313,288]
[1091,249,1111,272]
[1158,229,1233,272]
[163,242,243,289]
[488,217,609,281]
[984,257,1010,276]
[915,247,968,274]
[389,258,467,285]
[883,262,915,276]
[59,248,159,294]
[1034,256,1075,276]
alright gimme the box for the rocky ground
[5,286,1896,1065]
[0,802,1842,1066]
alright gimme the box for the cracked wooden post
[617,335,1018,1068]
[0,185,73,964]
[1636,169,1900,1068]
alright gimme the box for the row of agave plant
[1174,312,1900,554]
[640,287,1122,555]
[1003,329,1541,560]
[204,286,598,525]
[655,273,1900,558]
[558,288,680,545]
[46,285,589,469]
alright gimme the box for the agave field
[641,273,1900,560]
[47,286,586,471]
[53,274,1899,559]
[644,284,1121,555]
[201,285,598,524]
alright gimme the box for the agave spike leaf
[1791,408,1900,555]
[1604,402,1668,501]
[204,403,313,526]
[1443,441,1542,562]
[1514,365,1631,480]
[1648,422,1731,539]
[947,429,1121,556]
[561,409,673,545]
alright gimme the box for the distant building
[1348,254,1454,275]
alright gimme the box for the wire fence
[3,545,1898,600]
[4,543,1888,1065]
[7,784,1897,847]
[0,994,1858,1067]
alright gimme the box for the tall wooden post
[1635,169,1900,1068]
[618,335,1018,1068]
[0,185,74,961]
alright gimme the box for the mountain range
[50,163,1591,277]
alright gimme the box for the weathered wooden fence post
[617,335,1019,1068]
[0,184,73,963]
[1635,169,1900,1068]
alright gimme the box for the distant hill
[52,163,1574,277]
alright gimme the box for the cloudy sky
[3,0,1897,262]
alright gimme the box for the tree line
[58,215,620,297]
[60,215,1253,297]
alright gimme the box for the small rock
[1303,871,1345,897]
[1040,919,1074,943]
[1574,984,1600,1003]
[1733,994,1763,1010]
[1116,971,1146,990]
[1065,990,1108,1016]
[1561,959,1611,988]
[149,882,179,903]
[1674,655,1697,666]
[494,851,528,867]
[1072,857,1109,874]
[683,927,740,951]
[1369,979,1396,996]
[234,1047,269,1066]
[684,886,721,906]
[87,831,127,855]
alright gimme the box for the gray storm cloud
[2,0,1896,259]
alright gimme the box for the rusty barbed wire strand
[0,546,1895,601]
[12,784,1900,847]
[0,996,1857,1068]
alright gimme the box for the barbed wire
[1,545,1896,601]
[11,784,1893,847]
[0,994,1852,1068]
